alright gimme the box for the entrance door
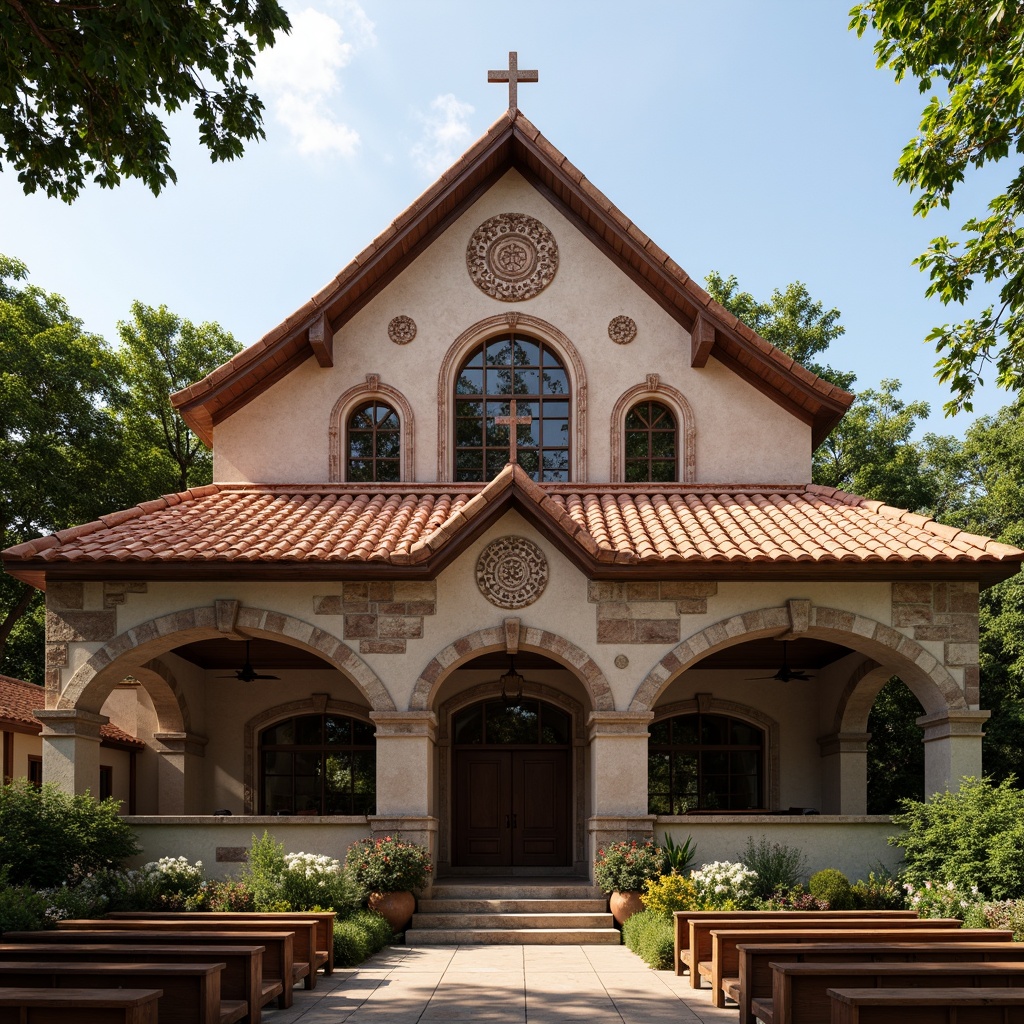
[451,698,572,868]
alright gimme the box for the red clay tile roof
[3,467,1020,587]
[0,675,144,747]
[170,110,853,448]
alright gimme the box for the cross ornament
[493,398,533,466]
[488,51,538,112]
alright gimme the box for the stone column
[817,732,871,815]
[917,710,990,798]
[153,732,208,814]
[35,709,107,796]
[586,711,655,879]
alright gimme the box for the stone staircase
[404,881,619,945]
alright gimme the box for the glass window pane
[376,460,401,482]
[295,715,322,746]
[349,434,374,459]
[486,450,508,479]
[731,721,762,746]
[324,715,351,746]
[625,407,648,429]
[731,751,759,776]
[625,431,649,458]
[263,750,292,774]
[295,752,320,776]
[513,337,539,364]
[649,403,674,428]
[648,752,671,791]
[457,368,483,394]
[263,774,293,814]
[542,368,568,395]
[651,432,676,458]
[540,705,570,744]
[651,459,676,483]
[649,720,671,745]
[377,433,401,459]
[264,719,295,745]
[513,368,539,394]
[347,460,373,482]
[486,338,512,366]
[349,408,374,430]
[453,706,484,744]
[518,449,540,478]
[701,715,728,745]
[625,461,649,483]
[352,719,376,745]
[484,700,539,744]
[673,716,699,745]
[703,751,730,775]
[649,793,671,815]
[542,419,568,446]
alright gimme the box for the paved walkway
[263,944,737,1024]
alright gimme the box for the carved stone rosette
[476,536,549,609]
[388,315,417,344]
[608,315,637,344]
[466,213,559,302]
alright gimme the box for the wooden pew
[0,960,245,1024]
[0,943,272,1024]
[827,986,1024,1023]
[3,929,297,1009]
[0,987,162,1024]
[685,915,963,989]
[706,926,1013,1008]
[735,941,1024,1024]
[763,960,1024,1024]
[57,917,317,994]
[673,910,917,976]
[105,910,336,975]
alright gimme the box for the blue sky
[1,0,1011,437]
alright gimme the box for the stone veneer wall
[315,581,437,654]
[587,581,718,643]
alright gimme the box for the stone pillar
[35,709,107,796]
[817,732,870,815]
[153,732,208,814]
[587,711,655,880]
[917,710,990,798]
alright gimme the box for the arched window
[261,713,375,815]
[648,712,764,813]
[624,400,677,482]
[454,333,570,482]
[347,401,401,482]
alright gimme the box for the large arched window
[346,401,401,482]
[454,333,570,482]
[648,712,764,813]
[261,713,375,815]
[624,400,677,482]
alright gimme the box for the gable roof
[170,110,854,448]
[4,466,1020,588]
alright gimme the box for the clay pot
[609,889,645,925]
[368,890,416,932]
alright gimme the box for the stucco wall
[212,170,812,486]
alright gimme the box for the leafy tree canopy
[0,0,290,201]
[850,1,1024,413]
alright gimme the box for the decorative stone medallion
[466,213,559,302]
[614,654,630,670]
[608,315,637,345]
[476,536,549,609]
[388,315,417,345]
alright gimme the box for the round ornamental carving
[466,213,559,302]
[476,536,549,609]
[388,315,417,345]
[608,315,637,344]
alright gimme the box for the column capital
[153,732,208,756]
[586,711,653,741]
[817,732,871,757]
[370,711,438,740]
[35,708,107,739]
[916,709,991,742]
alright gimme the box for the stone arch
[128,656,191,734]
[609,375,696,482]
[630,604,968,716]
[409,624,614,711]
[58,604,396,715]
[436,313,589,481]
[243,694,375,814]
[831,658,896,735]
[327,374,415,482]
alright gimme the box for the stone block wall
[316,582,437,655]
[588,581,717,643]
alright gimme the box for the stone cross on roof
[493,398,533,466]
[488,51,538,111]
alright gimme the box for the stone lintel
[587,711,653,741]
[35,708,108,739]
[587,815,656,846]
[817,732,871,757]
[915,709,991,743]
[370,711,438,740]
[153,731,209,757]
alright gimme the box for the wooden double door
[453,747,571,868]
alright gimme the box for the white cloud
[411,94,476,177]
[255,2,374,159]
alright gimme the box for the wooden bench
[827,987,1024,1023]
[0,960,245,1024]
[734,941,1024,1024]
[105,910,335,975]
[673,910,917,976]
[684,915,963,990]
[0,987,162,1024]
[704,926,1011,1008]
[57,918,316,996]
[759,960,1024,1024]
[0,942,272,1024]
[3,929,296,1009]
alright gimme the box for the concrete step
[412,912,615,929]
[418,898,608,914]
[429,884,603,900]
[404,927,622,945]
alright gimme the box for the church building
[4,64,1022,881]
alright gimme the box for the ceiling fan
[747,641,813,683]
[218,640,280,682]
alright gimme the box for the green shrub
[740,836,807,900]
[689,861,758,910]
[661,833,697,875]
[238,832,290,911]
[904,879,984,920]
[188,880,255,912]
[851,869,907,910]
[622,910,675,969]
[345,836,432,898]
[890,776,1024,900]
[0,780,140,887]
[808,869,855,910]
[757,884,829,911]
[0,867,48,933]
[333,910,394,967]
[593,840,663,893]
[980,900,1024,940]
[642,874,699,917]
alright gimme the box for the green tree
[850,1,1024,413]
[114,302,242,493]
[867,678,925,814]
[0,0,290,201]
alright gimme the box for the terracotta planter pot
[609,889,645,925]
[368,890,416,932]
